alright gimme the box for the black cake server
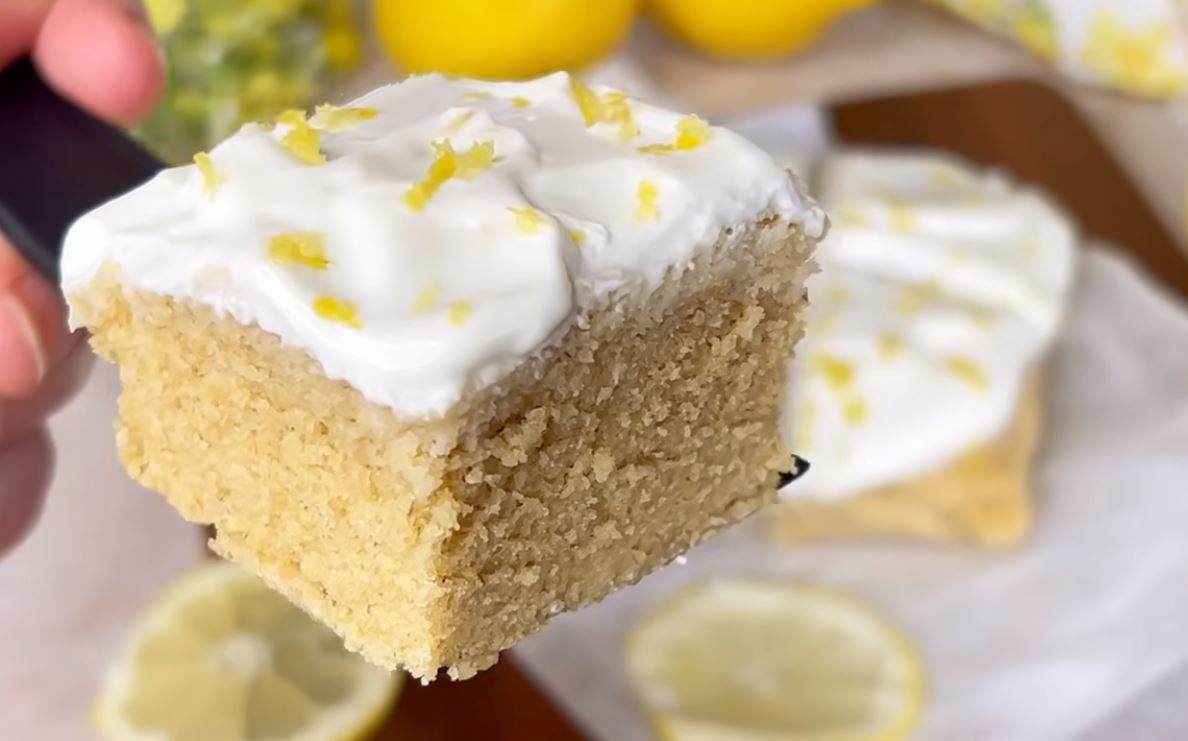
[0,57,163,283]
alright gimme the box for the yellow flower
[1083,11,1188,98]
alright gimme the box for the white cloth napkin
[514,245,1188,741]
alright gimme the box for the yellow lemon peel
[812,354,855,390]
[946,355,989,390]
[404,140,496,210]
[878,332,903,361]
[570,78,639,143]
[640,116,712,154]
[314,296,362,328]
[448,301,474,326]
[275,109,326,165]
[509,206,549,234]
[269,232,329,270]
[192,152,224,197]
[634,180,661,222]
[843,397,868,426]
[413,281,443,314]
[313,104,380,131]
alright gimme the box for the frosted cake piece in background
[61,73,824,679]
[776,151,1074,546]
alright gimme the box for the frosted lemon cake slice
[61,74,824,679]
[776,151,1073,546]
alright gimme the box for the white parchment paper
[514,246,1188,741]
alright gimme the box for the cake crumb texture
[74,220,815,679]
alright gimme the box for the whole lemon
[374,0,640,80]
[647,0,879,60]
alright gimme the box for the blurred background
[4,1,1188,740]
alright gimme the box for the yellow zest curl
[193,152,224,197]
[509,206,549,234]
[843,397,868,426]
[275,109,326,165]
[639,116,712,154]
[404,139,496,211]
[448,301,473,326]
[569,77,639,143]
[313,296,362,328]
[878,332,903,361]
[313,104,380,131]
[945,355,989,391]
[269,232,329,270]
[413,281,443,314]
[634,180,660,223]
[812,354,854,390]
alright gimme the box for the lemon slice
[625,580,924,741]
[94,561,402,741]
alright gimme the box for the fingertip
[0,242,70,399]
[35,0,165,126]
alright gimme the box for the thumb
[0,237,70,398]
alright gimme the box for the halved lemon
[625,580,925,741]
[94,561,402,741]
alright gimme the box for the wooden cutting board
[368,78,1188,740]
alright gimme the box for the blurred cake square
[62,74,823,678]
[776,151,1074,546]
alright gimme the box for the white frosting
[781,152,1075,501]
[62,73,823,417]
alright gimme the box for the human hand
[0,0,163,555]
